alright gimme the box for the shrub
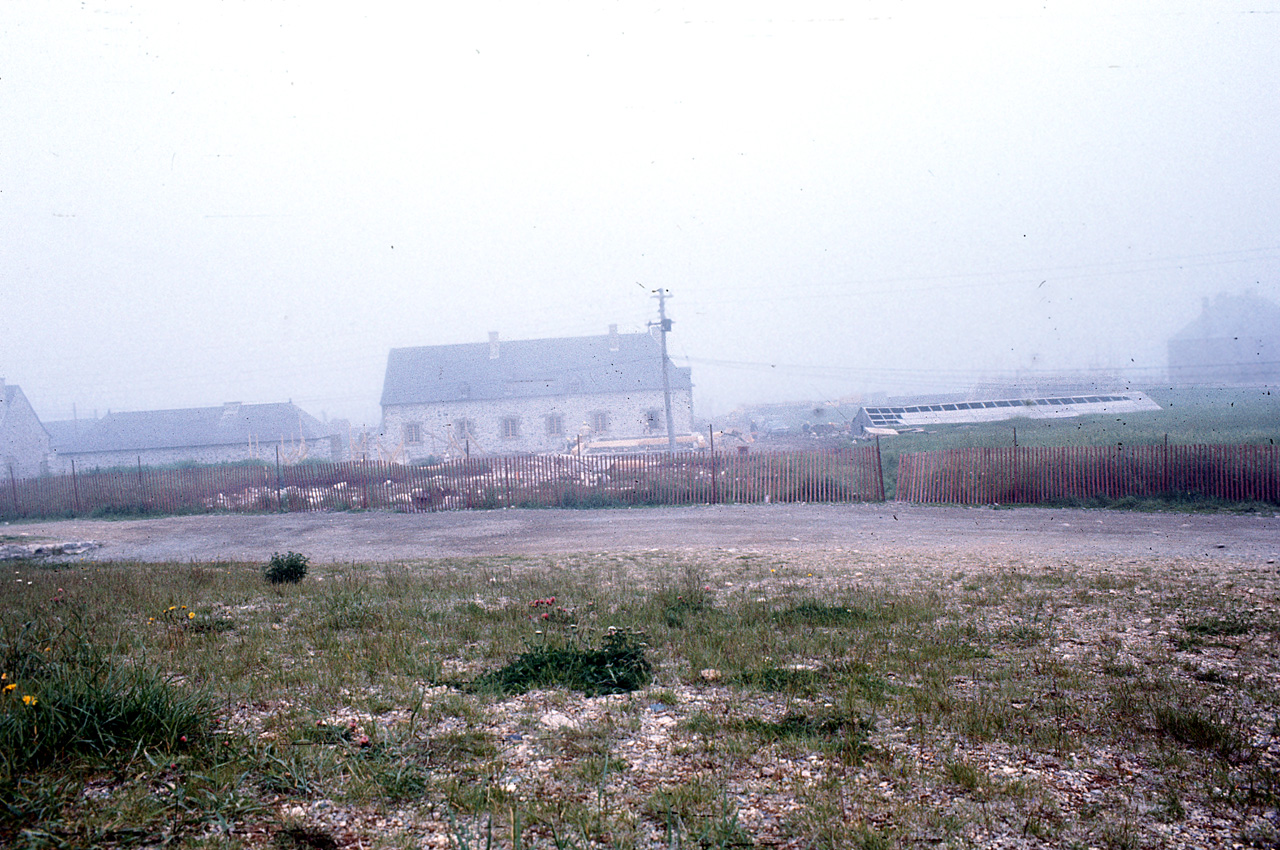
[265,551,309,585]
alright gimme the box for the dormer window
[458,383,471,399]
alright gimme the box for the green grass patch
[0,624,215,776]
[1152,702,1246,762]
[1182,612,1252,638]
[470,629,652,696]
[733,666,826,693]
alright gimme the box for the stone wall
[383,388,695,460]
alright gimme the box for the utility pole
[651,288,677,452]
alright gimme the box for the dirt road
[7,503,1278,564]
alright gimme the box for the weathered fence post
[71,459,81,515]
[708,427,717,505]
[874,436,886,502]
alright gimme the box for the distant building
[0,379,51,478]
[47,401,340,472]
[1168,292,1280,386]
[854,390,1161,434]
[380,326,694,458]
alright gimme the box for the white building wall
[383,388,695,460]
[0,389,50,478]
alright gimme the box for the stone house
[1168,292,1280,386]
[0,379,52,478]
[380,326,694,459]
[46,401,340,472]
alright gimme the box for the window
[591,411,610,433]
[645,409,661,432]
[545,413,564,436]
[403,422,422,444]
[453,419,476,441]
[501,416,521,439]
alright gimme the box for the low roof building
[47,401,338,471]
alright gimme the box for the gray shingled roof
[46,402,331,454]
[380,331,693,406]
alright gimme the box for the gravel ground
[5,502,1279,564]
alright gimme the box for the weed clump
[1182,612,1252,638]
[265,551,309,585]
[472,629,652,696]
[0,623,215,776]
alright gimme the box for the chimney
[608,324,619,351]
[221,401,242,419]
[489,331,500,360]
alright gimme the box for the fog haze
[4,2,1278,426]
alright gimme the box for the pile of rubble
[0,538,101,561]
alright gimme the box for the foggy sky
[4,2,1279,426]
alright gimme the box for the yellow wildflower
[22,695,36,706]
[188,612,195,620]
[4,683,15,692]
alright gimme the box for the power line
[679,246,1280,308]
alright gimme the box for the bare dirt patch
[8,502,1279,565]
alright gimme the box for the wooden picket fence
[895,443,1280,505]
[0,446,886,520]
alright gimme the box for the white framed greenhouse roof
[856,392,1161,431]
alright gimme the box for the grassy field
[874,386,1280,498]
[2,548,1279,849]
